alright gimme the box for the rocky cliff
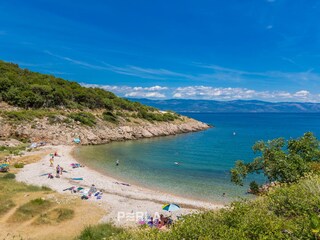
[0,107,210,145]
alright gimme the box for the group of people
[48,151,64,178]
[145,214,173,229]
[49,151,60,167]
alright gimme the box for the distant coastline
[129,98,320,113]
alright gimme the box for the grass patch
[0,143,28,156]
[9,198,53,222]
[0,177,52,194]
[41,186,52,191]
[77,223,124,240]
[34,208,75,225]
[0,196,16,217]
[1,110,58,122]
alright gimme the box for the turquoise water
[73,113,320,203]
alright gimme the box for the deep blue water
[73,113,320,203]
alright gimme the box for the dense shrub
[76,175,319,240]
[231,132,320,186]
[0,60,156,113]
[68,112,96,126]
[13,162,24,168]
[0,60,180,123]
[3,173,15,179]
[249,181,260,194]
[77,223,124,240]
[102,111,118,123]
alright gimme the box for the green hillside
[0,60,179,122]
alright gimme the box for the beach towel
[71,177,83,180]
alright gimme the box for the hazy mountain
[128,99,320,113]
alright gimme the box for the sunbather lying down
[70,163,84,168]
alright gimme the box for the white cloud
[125,91,166,98]
[266,25,273,29]
[81,83,167,99]
[293,90,310,98]
[81,83,320,102]
[172,86,320,102]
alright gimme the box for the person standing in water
[116,159,119,166]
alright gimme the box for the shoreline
[71,145,223,205]
[16,145,224,226]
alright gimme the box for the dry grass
[0,175,104,240]
[34,207,75,225]
[0,197,15,217]
[8,198,54,223]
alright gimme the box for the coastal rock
[0,112,211,145]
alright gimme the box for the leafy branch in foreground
[230,132,320,186]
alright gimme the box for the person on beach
[56,165,61,177]
[88,184,97,196]
[116,159,119,166]
[49,156,54,167]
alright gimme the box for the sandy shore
[16,145,224,227]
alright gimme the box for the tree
[231,132,320,186]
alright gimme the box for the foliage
[13,162,24,168]
[102,111,118,123]
[249,181,260,194]
[136,110,179,122]
[69,112,97,126]
[3,173,16,179]
[231,132,320,186]
[0,60,154,112]
[75,174,320,240]
[77,223,124,240]
[1,109,58,122]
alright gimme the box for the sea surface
[73,113,320,203]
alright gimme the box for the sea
[73,113,320,204]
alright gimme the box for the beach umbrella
[162,203,180,212]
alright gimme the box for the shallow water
[73,113,320,203]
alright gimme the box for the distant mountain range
[128,99,320,113]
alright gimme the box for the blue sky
[1,0,320,101]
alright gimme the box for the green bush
[249,181,260,194]
[3,173,15,179]
[0,60,163,116]
[102,111,118,123]
[14,162,24,168]
[75,174,320,240]
[69,112,96,126]
[77,223,124,240]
